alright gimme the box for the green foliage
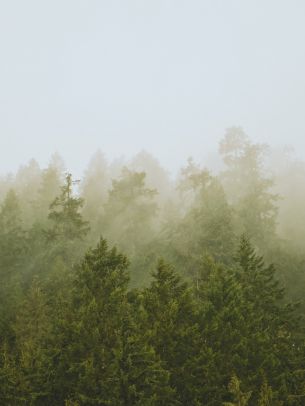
[61,239,129,404]
[199,237,305,404]
[163,160,236,284]
[80,150,109,243]
[0,189,25,269]
[34,155,64,225]
[219,127,278,247]
[13,279,55,404]
[223,375,252,406]
[103,168,158,253]
[0,138,305,405]
[258,379,283,406]
[0,189,25,339]
[142,260,213,405]
[14,159,42,228]
[0,342,18,404]
[48,173,89,242]
[58,239,174,405]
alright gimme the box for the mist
[1,0,305,176]
[1,2,305,405]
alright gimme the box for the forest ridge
[0,128,305,405]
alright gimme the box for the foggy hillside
[1,128,305,404]
[1,1,305,404]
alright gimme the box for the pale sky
[1,0,305,176]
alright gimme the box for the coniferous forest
[1,128,305,405]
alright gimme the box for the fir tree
[143,260,211,405]
[198,236,304,404]
[61,239,173,405]
[0,189,25,340]
[170,166,236,277]
[103,169,158,254]
[48,173,89,242]
[219,127,278,248]
[9,278,55,405]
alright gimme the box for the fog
[1,1,305,176]
[1,3,305,404]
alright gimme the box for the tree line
[0,128,304,404]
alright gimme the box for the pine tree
[234,236,304,402]
[103,169,158,253]
[198,236,304,404]
[142,260,211,405]
[116,306,176,406]
[14,158,42,228]
[0,189,25,269]
[0,189,25,340]
[35,157,64,226]
[235,235,285,315]
[48,173,89,242]
[59,238,126,404]
[196,257,248,404]
[61,239,173,405]
[13,278,55,405]
[130,150,173,205]
[219,127,278,248]
[170,165,236,277]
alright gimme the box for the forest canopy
[0,128,305,405]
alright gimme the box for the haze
[1,0,305,176]
[2,3,305,403]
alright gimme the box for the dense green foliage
[0,130,305,404]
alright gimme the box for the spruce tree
[61,239,173,405]
[103,169,158,254]
[170,165,236,277]
[219,127,278,248]
[0,189,25,340]
[116,306,176,405]
[198,236,304,404]
[48,173,89,242]
[35,158,64,226]
[13,278,54,405]
[142,260,211,405]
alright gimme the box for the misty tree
[0,190,25,268]
[0,189,25,339]
[219,127,278,247]
[14,159,42,228]
[34,153,65,226]
[129,150,173,206]
[166,160,236,277]
[47,173,89,242]
[38,173,91,270]
[0,135,305,405]
[0,173,14,205]
[271,148,305,248]
[103,168,158,253]
[80,150,109,243]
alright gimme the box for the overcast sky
[0,0,305,176]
